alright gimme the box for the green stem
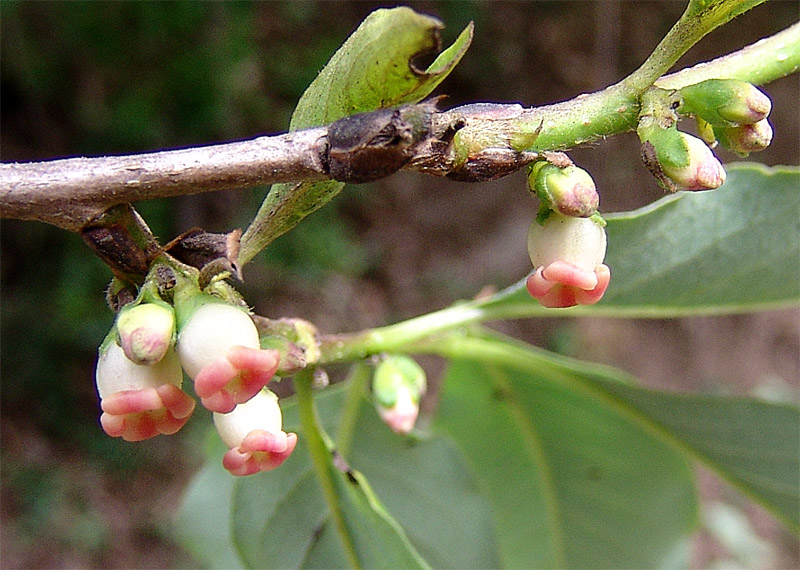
[624,0,769,93]
[317,281,529,363]
[498,17,798,153]
[335,362,371,458]
[656,20,800,89]
[294,370,361,569]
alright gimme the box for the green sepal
[678,79,769,126]
[638,122,691,170]
[373,354,427,408]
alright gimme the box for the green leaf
[432,333,698,569]
[173,432,246,569]
[601,163,800,311]
[291,7,473,129]
[345,397,500,569]
[426,329,800,562]
[475,163,800,318]
[229,384,497,569]
[592,376,800,533]
[240,8,472,264]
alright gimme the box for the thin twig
[0,128,329,231]
[1,23,797,233]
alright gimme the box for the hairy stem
[624,0,769,93]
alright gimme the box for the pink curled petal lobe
[195,346,279,413]
[526,267,555,298]
[201,391,238,415]
[574,264,611,306]
[541,260,598,290]
[239,429,290,454]
[194,357,239,399]
[99,385,195,441]
[226,346,279,374]
[526,263,611,309]
[156,384,197,420]
[222,431,298,476]
[101,388,165,416]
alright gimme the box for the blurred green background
[1,1,797,567]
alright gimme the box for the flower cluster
[525,161,611,308]
[95,283,296,476]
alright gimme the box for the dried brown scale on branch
[0,99,549,233]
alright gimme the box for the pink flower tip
[221,430,298,476]
[214,389,296,476]
[99,384,196,442]
[527,262,611,308]
[194,346,280,413]
[377,388,420,435]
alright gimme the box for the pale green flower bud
[678,79,771,126]
[213,389,283,448]
[527,213,607,271]
[526,212,610,308]
[95,341,195,441]
[373,355,427,435]
[639,125,726,191]
[715,118,773,156]
[528,162,599,218]
[96,341,182,399]
[177,301,260,380]
[175,296,279,413]
[213,388,297,476]
[116,301,175,365]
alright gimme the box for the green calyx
[372,354,427,408]
[677,78,771,126]
[528,161,599,219]
[638,121,691,171]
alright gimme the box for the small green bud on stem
[372,354,427,435]
[528,162,599,218]
[638,123,726,191]
[678,79,771,126]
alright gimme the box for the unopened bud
[715,118,773,156]
[528,162,599,218]
[372,355,427,435]
[678,79,771,126]
[116,302,175,365]
[640,127,726,191]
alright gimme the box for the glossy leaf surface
[427,330,799,563]
[432,334,698,568]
